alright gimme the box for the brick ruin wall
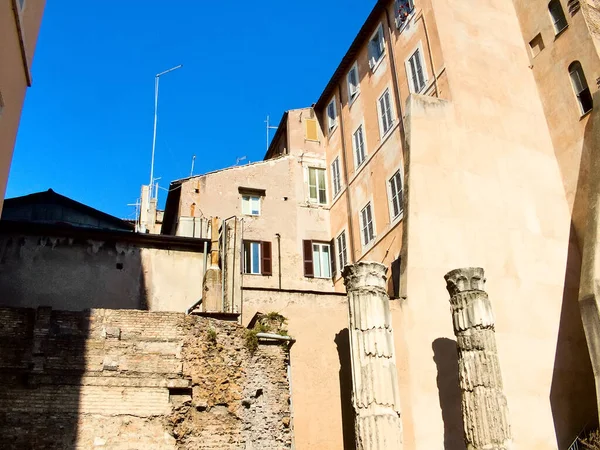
[0,307,292,449]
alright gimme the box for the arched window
[569,61,593,115]
[549,0,568,34]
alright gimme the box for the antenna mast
[265,115,278,152]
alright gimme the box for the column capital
[444,267,486,297]
[342,261,387,291]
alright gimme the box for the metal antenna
[190,155,196,177]
[236,156,247,165]
[265,115,278,152]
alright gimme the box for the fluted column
[343,262,403,450]
[444,267,511,450]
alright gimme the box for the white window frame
[312,242,332,278]
[377,88,395,138]
[352,122,367,170]
[347,62,360,104]
[336,230,348,272]
[388,169,404,221]
[405,42,428,94]
[308,167,328,205]
[331,157,342,197]
[327,97,338,133]
[395,0,415,29]
[244,241,261,275]
[368,24,386,71]
[241,195,261,216]
[360,202,376,247]
[569,61,593,115]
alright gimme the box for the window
[336,231,348,272]
[569,61,593,115]
[242,195,260,215]
[347,62,360,103]
[529,34,545,58]
[378,89,394,137]
[331,158,342,197]
[327,98,338,132]
[389,170,403,220]
[303,240,334,278]
[360,203,375,246]
[368,24,385,69]
[17,0,25,12]
[353,124,367,168]
[549,0,568,34]
[567,0,581,16]
[243,241,272,275]
[308,167,327,204]
[395,0,415,28]
[406,47,427,93]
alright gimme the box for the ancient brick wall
[0,307,292,449]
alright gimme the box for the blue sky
[8,1,376,219]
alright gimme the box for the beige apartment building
[161,0,600,448]
[0,0,45,214]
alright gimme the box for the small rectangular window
[241,195,260,215]
[389,170,403,219]
[243,241,261,274]
[305,118,319,141]
[368,24,385,69]
[347,62,360,103]
[327,98,337,132]
[308,167,327,204]
[331,158,342,196]
[312,242,332,278]
[549,0,568,34]
[378,90,394,137]
[395,0,415,28]
[353,124,367,168]
[529,33,545,58]
[336,231,348,271]
[360,203,375,246]
[406,47,427,93]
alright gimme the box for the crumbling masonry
[445,267,512,450]
[343,262,403,450]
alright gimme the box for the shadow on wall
[550,225,598,449]
[432,338,466,450]
[0,307,90,449]
[335,328,356,450]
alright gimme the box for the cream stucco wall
[399,0,590,441]
[0,0,44,213]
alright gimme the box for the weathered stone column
[202,217,223,312]
[343,262,403,450]
[444,267,511,450]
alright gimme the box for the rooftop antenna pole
[190,154,196,177]
[265,115,278,153]
[149,64,183,205]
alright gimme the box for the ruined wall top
[444,267,486,296]
[342,261,387,291]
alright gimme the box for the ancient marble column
[342,262,403,450]
[444,267,511,450]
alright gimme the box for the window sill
[328,124,339,137]
[579,109,592,120]
[243,213,260,217]
[370,54,385,73]
[244,273,266,277]
[380,121,396,142]
[554,25,568,40]
[349,90,360,107]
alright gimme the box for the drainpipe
[275,233,282,290]
[336,86,357,263]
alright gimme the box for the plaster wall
[0,234,205,312]
[512,0,600,243]
[177,156,333,292]
[0,0,44,213]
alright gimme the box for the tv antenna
[236,156,247,165]
[265,115,278,152]
[190,155,196,177]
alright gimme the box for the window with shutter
[336,231,348,272]
[353,124,367,168]
[308,167,327,204]
[569,61,593,115]
[406,47,427,93]
[327,98,337,132]
[303,240,314,277]
[549,0,568,34]
[347,62,360,103]
[378,90,394,137]
[261,241,272,276]
[368,25,385,69]
[360,203,375,246]
[312,242,332,278]
[305,118,319,141]
[389,170,403,220]
[243,241,261,274]
[331,158,342,196]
